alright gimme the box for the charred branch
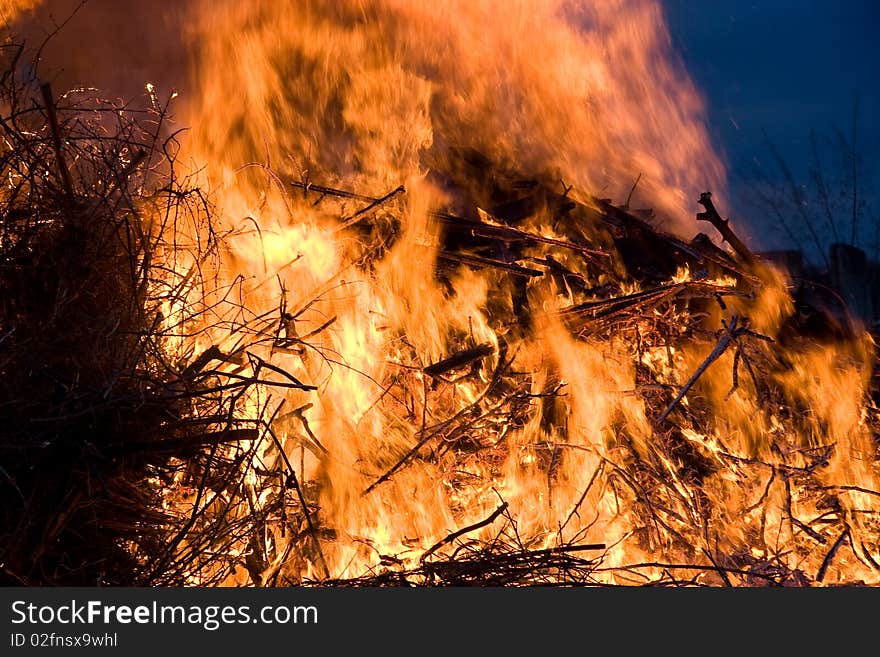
[436,250,544,278]
[697,192,756,266]
[423,342,495,378]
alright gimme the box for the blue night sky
[663,0,880,259]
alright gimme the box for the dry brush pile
[0,42,291,585]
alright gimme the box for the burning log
[531,254,593,293]
[337,184,406,230]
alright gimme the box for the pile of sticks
[278,154,878,587]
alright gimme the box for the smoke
[184,0,727,230]
[5,0,187,102]
[9,0,726,234]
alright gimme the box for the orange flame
[178,0,879,585]
[9,0,878,585]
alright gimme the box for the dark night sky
[663,0,880,260]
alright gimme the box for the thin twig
[265,402,331,580]
[420,502,509,563]
[657,315,738,424]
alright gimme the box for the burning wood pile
[279,160,879,587]
[2,1,879,588]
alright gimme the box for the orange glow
[9,0,877,586]
[0,0,41,22]
[178,0,878,585]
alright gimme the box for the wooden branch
[337,184,406,230]
[40,82,74,199]
[289,179,377,203]
[559,282,685,320]
[507,543,607,560]
[701,548,733,586]
[697,192,755,265]
[420,502,509,562]
[437,210,610,262]
[181,345,225,379]
[364,351,511,495]
[265,403,331,580]
[423,343,494,377]
[657,315,739,424]
[112,428,259,456]
[559,461,605,535]
[437,250,543,278]
[816,528,849,583]
[246,351,317,390]
[529,254,592,292]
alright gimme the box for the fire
[7,0,878,585]
[185,0,725,228]
[0,0,40,22]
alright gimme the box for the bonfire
[1,0,877,587]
